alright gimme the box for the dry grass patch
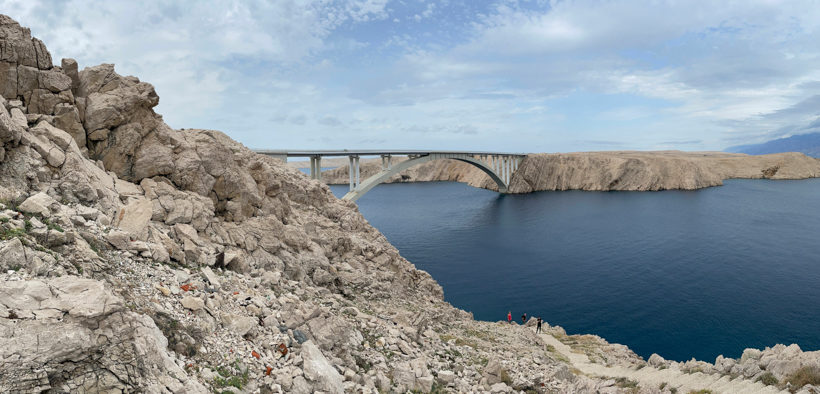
[784,366,820,392]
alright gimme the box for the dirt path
[538,330,786,393]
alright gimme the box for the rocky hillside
[321,151,820,193]
[727,132,820,158]
[2,14,820,394]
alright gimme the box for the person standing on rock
[536,317,542,334]
[522,312,527,324]
[507,311,512,324]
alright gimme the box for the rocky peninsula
[320,151,820,193]
[1,15,819,393]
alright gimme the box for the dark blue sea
[329,179,820,362]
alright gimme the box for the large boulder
[301,340,344,394]
[0,102,23,144]
[0,277,204,392]
[17,191,58,216]
[112,197,153,240]
[0,238,25,271]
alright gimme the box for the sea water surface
[329,179,820,362]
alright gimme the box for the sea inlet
[330,179,820,362]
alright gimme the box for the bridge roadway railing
[253,150,527,201]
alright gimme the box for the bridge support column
[355,156,360,188]
[506,156,511,184]
[348,155,361,191]
[348,156,354,191]
[310,156,322,181]
[505,156,510,184]
[380,154,392,170]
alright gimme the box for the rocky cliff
[321,151,820,193]
[1,15,819,394]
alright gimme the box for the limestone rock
[113,197,153,240]
[0,238,25,271]
[483,358,507,385]
[0,276,204,392]
[17,192,57,216]
[25,132,66,167]
[0,15,47,69]
[301,340,344,394]
[181,295,204,311]
[437,370,455,386]
[61,58,80,93]
[648,353,666,368]
[31,120,74,150]
[0,61,16,98]
[222,314,257,337]
[38,68,72,93]
[0,103,23,144]
[53,103,86,149]
[741,348,763,363]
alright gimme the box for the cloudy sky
[3,0,820,152]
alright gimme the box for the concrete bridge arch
[342,153,517,201]
[254,150,526,202]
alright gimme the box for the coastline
[317,150,820,193]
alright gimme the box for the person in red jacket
[507,311,512,324]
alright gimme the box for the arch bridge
[254,150,527,202]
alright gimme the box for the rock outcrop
[320,151,820,193]
[0,276,205,392]
[2,13,820,394]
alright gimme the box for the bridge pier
[309,155,322,181]
[380,154,392,170]
[348,155,361,191]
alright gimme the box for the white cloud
[2,0,819,152]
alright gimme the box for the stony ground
[2,13,820,394]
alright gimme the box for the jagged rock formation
[320,151,820,193]
[2,14,820,394]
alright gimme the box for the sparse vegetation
[784,366,820,392]
[615,377,638,388]
[756,371,778,386]
[40,216,64,232]
[499,369,512,385]
[545,344,570,363]
[212,359,249,391]
[0,227,25,240]
[688,390,713,394]
[354,354,372,372]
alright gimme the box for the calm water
[329,179,820,362]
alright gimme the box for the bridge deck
[254,149,527,157]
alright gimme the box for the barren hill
[321,150,820,193]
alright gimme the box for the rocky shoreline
[1,14,819,393]
[320,151,820,193]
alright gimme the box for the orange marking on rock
[252,350,261,359]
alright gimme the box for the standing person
[522,313,527,324]
[536,317,542,334]
[507,311,512,324]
